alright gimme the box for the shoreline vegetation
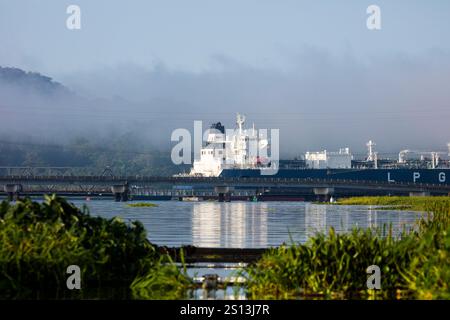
[333,196,450,211]
[244,196,450,299]
[0,195,449,299]
[0,195,190,299]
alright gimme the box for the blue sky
[1,0,449,74]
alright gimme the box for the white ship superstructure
[304,148,353,169]
[190,113,270,177]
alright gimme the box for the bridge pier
[214,186,233,202]
[217,192,232,202]
[254,188,265,201]
[111,183,129,202]
[4,184,23,201]
[313,187,334,202]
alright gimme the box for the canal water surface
[70,200,422,248]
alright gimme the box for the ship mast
[236,113,245,134]
[366,140,376,162]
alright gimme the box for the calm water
[70,200,422,248]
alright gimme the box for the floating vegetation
[335,196,450,211]
[127,202,159,208]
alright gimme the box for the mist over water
[1,49,450,158]
[1,1,450,157]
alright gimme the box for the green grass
[335,196,450,211]
[127,202,159,208]
[130,250,193,300]
[0,195,190,299]
[244,196,450,299]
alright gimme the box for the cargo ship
[189,114,450,186]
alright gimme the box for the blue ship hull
[219,168,450,185]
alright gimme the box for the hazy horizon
[1,0,449,157]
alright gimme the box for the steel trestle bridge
[1,166,449,201]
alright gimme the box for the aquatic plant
[335,196,450,211]
[401,199,450,299]
[244,196,450,299]
[0,195,189,299]
[127,202,159,208]
[130,251,193,300]
[244,228,416,299]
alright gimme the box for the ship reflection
[304,203,327,240]
[190,202,417,248]
[304,204,403,239]
[192,202,268,248]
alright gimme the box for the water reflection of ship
[192,202,268,248]
[304,204,328,240]
[191,203,407,248]
[304,204,382,238]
